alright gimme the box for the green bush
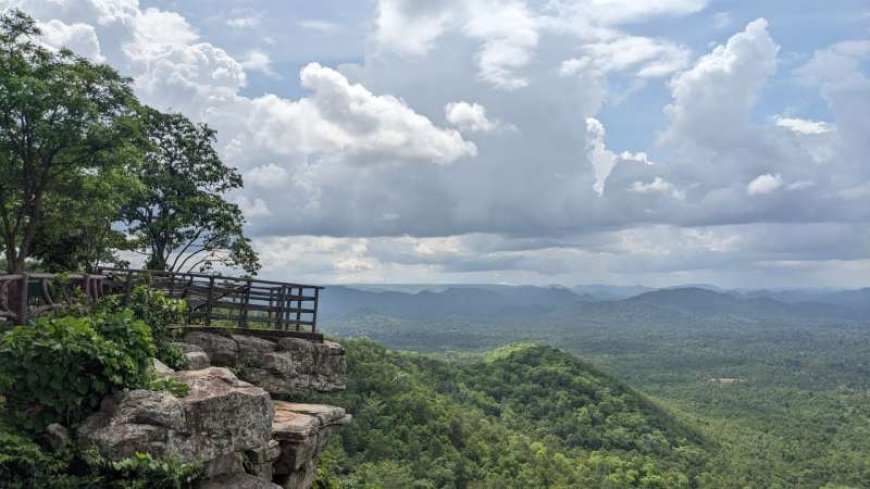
[0,430,203,489]
[85,451,204,489]
[0,430,68,482]
[99,286,188,370]
[0,311,154,432]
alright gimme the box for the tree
[123,108,260,275]
[0,10,141,273]
[29,168,142,272]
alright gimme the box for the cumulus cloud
[241,63,476,165]
[244,164,291,189]
[38,19,103,61]
[664,18,778,146]
[9,0,870,286]
[561,36,689,79]
[747,173,782,195]
[630,177,685,199]
[240,49,274,75]
[445,101,502,133]
[773,116,833,135]
[375,0,539,90]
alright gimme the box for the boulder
[152,358,175,375]
[184,351,211,370]
[78,368,272,464]
[183,332,239,365]
[45,423,70,454]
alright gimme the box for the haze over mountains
[319,283,870,322]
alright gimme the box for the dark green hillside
[305,340,710,489]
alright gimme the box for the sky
[3,0,869,288]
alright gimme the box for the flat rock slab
[272,401,350,441]
[275,403,347,426]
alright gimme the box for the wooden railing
[0,273,105,324]
[1,270,324,339]
[98,268,323,336]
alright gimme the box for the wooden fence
[0,273,105,324]
[1,269,323,339]
[98,268,323,336]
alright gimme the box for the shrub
[84,451,204,489]
[97,286,188,370]
[0,430,67,482]
[0,431,203,489]
[0,311,153,432]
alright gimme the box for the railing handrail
[2,270,324,340]
[97,267,324,290]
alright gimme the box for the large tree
[123,108,260,275]
[0,10,141,273]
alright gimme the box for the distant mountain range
[318,283,870,323]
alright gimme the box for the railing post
[312,288,320,334]
[295,287,302,332]
[278,286,287,331]
[206,276,215,326]
[241,279,251,328]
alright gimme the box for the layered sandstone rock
[78,367,272,463]
[272,402,351,489]
[182,332,346,396]
[79,336,349,489]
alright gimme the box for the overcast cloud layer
[4,0,869,288]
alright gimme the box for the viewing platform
[0,268,324,341]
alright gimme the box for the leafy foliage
[123,107,260,275]
[0,430,68,482]
[0,9,141,273]
[122,286,188,369]
[305,339,707,488]
[0,311,153,432]
[0,431,203,489]
[323,307,870,488]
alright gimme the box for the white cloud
[630,177,685,199]
[233,196,272,217]
[244,164,292,189]
[11,0,870,286]
[226,15,260,29]
[562,36,689,79]
[545,0,708,28]
[38,19,103,61]
[375,0,538,90]
[585,118,615,195]
[241,63,476,165]
[773,116,833,135]
[240,49,274,75]
[462,0,539,89]
[747,173,783,195]
[794,40,870,87]
[664,18,778,146]
[298,20,340,33]
[445,101,502,133]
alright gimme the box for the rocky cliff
[78,332,349,489]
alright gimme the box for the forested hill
[304,340,712,488]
